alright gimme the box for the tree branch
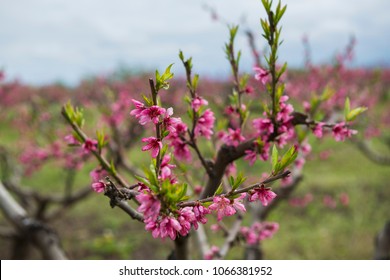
[0,181,67,259]
[355,140,390,166]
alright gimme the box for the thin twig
[178,170,290,207]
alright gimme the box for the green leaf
[192,74,199,91]
[229,176,235,188]
[279,145,298,171]
[347,107,367,121]
[134,175,150,188]
[179,195,190,202]
[142,94,153,107]
[178,50,184,61]
[110,159,117,176]
[231,173,247,190]
[320,86,335,101]
[155,64,174,91]
[64,101,74,118]
[143,162,158,189]
[271,144,279,172]
[178,183,188,200]
[162,130,170,138]
[214,183,224,195]
[96,129,107,151]
[344,97,351,120]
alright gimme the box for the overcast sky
[0,0,389,85]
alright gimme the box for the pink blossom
[145,219,161,238]
[289,193,313,208]
[303,101,311,113]
[50,141,62,158]
[194,185,203,195]
[210,224,221,232]
[204,245,220,260]
[91,181,106,193]
[313,122,325,138]
[193,205,210,225]
[64,134,79,145]
[241,222,279,245]
[178,207,196,234]
[160,216,182,240]
[323,195,337,209]
[254,66,269,85]
[191,96,208,112]
[171,140,192,162]
[332,122,357,142]
[244,85,254,94]
[259,141,270,161]
[244,149,258,166]
[137,182,149,192]
[90,168,107,183]
[258,222,279,241]
[130,99,146,118]
[224,105,236,115]
[222,128,245,147]
[209,194,246,221]
[137,191,161,222]
[300,142,312,155]
[162,107,181,133]
[252,118,274,136]
[141,137,162,158]
[139,105,166,125]
[195,109,215,139]
[319,150,331,160]
[281,175,293,187]
[209,196,235,221]
[172,121,188,135]
[276,101,294,123]
[248,185,277,206]
[240,226,258,245]
[82,138,98,154]
[295,158,305,170]
[160,154,176,180]
[225,162,237,177]
[275,128,295,148]
[339,193,349,206]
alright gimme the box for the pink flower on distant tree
[64,134,79,145]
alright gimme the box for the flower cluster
[137,185,211,240]
[332,122,357,142]
[240,222,279,245]
[209,194,246,221]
